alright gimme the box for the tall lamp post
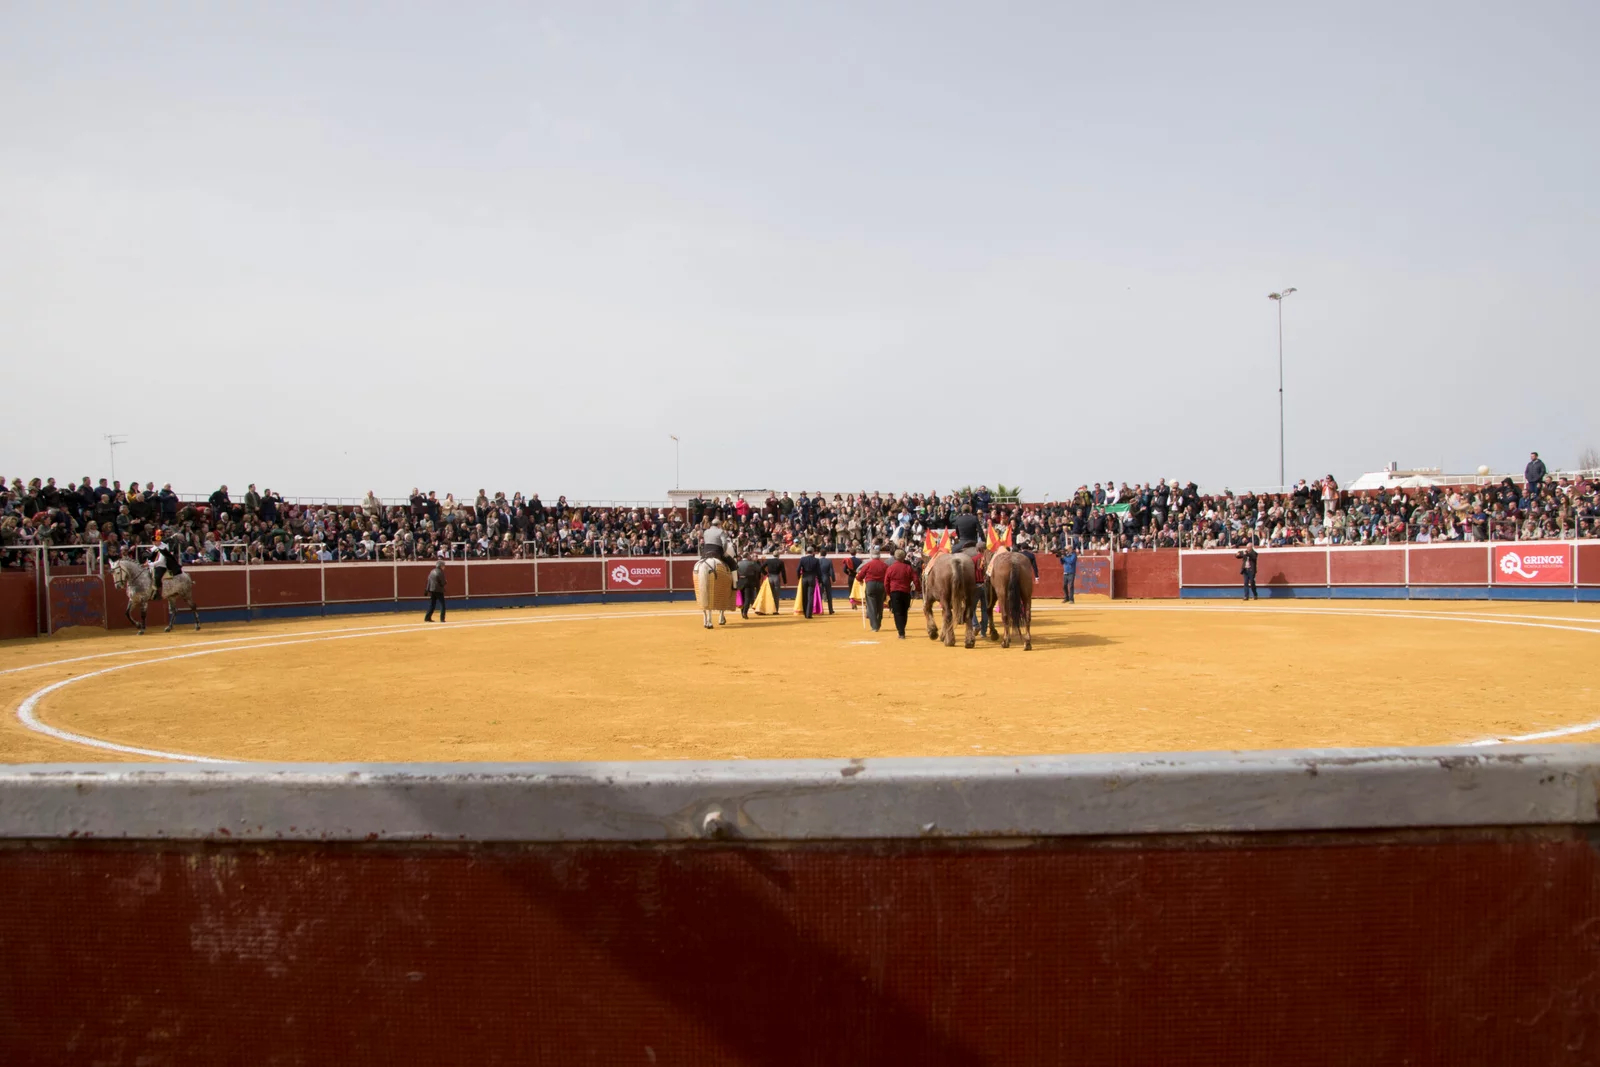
[1267,288,1297,490]
[669,434,680,490]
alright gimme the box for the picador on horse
[699,518,736,571]
[147,532,183,592]
[692,519,738,628]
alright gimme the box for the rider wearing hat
[699,518,735,571]
[1014,534,1039,578]
[147,530,180,595]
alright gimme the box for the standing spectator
[1237,545,1259,601]
[857,548,888,632]
[883,548,917,639]
[1526,452,1547,497]
[260,488,280,524]
[1060,544,1078,603]
[424,560,447,622]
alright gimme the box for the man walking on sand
[425,560,448,621]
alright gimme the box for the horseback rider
[1014,534,1039,578]
[147,531,180,595]
[699,518,735,570]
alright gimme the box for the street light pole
[1267,288,1297,490]
[669,434,680,489]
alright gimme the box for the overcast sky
[3,2,1596,501]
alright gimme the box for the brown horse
[922,551,977,648]
[986,551,1034,650]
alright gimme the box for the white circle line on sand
[12,609,703,762]
[5,600,1594,677]
[10,603,1600,760]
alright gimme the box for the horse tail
[1006,555,1024,624]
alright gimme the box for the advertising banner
[1492,544,1572,585]
[605,558,669,591]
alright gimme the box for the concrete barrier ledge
[0,746,1596,843]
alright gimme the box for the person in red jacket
[856,548,888,632]
[883,548,918,639]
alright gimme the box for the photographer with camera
[1236,544,1259,601]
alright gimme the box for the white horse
[693,556,734,629]
[110,558,201,634]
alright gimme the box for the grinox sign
[605,560,669,591]
[1492,545,1572,585]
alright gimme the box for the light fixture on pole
[1266,288,1297,490]
[669,434,680,490]
[104,434,128,484]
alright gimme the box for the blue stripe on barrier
[1183,585,1594,602]
[169,590,705,628]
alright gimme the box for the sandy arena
[1,598,1597,764]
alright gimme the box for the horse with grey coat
[110,558,201,634]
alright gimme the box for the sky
[3,1,1597,502]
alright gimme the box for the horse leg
[999,582,1012,649]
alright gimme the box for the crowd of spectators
[3,463,1598,568]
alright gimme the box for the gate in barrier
[47,574,107,632]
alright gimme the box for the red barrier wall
[1407,545,1489,586]
[1330,548,1407,586]
[1124,551,1180,599]
[1257,550,1328,587]
[201,570,249,609]
[0,572,38,639]
[1179,552,1244,587]
[1578,543,1600,587]
[248,567,323,606]
[463,562,535,598]
[6,833,1595,1065]
[535,559,604,594]
[324,566,396,604]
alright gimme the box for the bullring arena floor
[1,598,1597,764]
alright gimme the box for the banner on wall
[605,559,669,591]
[1492,545,1572,585]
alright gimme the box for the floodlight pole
[1267,288,1297,490]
